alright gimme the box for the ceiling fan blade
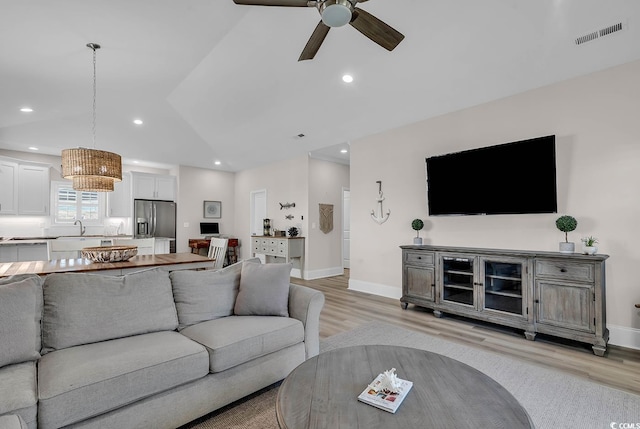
[299,21,330,61]
[349,7,404,51]
[233,0,313,6]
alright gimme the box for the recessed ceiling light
[214,161,221,166]
[340,149,348,153]
[342,74,353,83]
[28,147,39,151]
[20,107,33,113]
[133,119,143,125]
[132,160,140,164]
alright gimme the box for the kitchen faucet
[74,220,86,236]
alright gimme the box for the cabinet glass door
[442,256,474,305]
[483,260,523,315]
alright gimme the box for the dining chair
[207,238,228,269]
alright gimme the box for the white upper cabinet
[1,157,51,216]
[107,172,132,217]
[17,164,50,215]
[0,160,18,214]
[131,172,176,201]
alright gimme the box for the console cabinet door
[535,279,594,333]
[404,265,435,301]
[480,256,528,320]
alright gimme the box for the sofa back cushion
[0,275,43,367]
[234,262,292,317]
[42,268,178,353]
[170,258,260,330]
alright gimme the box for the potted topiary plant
[555,215,577,253]
[411,219,424,245]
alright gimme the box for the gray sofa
[0,259,325,429]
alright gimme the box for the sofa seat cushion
[0,415,28,429]
[37,331,209,429]
[180,315,304,373]
[0,362,37,427]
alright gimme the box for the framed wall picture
[203,201,221,219]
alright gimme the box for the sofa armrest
[288,284,325,359]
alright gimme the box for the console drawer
[535,259,594,283]
[404,251,434,266]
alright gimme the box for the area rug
[187,321,640,428]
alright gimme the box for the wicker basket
[81,245,138,263]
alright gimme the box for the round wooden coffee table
[276,345,534,429]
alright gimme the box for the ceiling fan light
[321,1,352,27]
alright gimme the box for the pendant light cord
[87,43,100,150]
[92,46,96,149]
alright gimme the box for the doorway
[342,188,350,269]
[250,189,267,263]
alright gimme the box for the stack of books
[357,373,413,414]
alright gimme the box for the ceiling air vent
[575,22,624,45]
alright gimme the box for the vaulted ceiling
[1,1,639,171]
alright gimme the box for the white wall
[307,158,350,278]
[234,155,309,270]
[176,165,236,253]
[350,59,640,347]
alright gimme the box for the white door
[250,189,267,262]
[343,188,350,269]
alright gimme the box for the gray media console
[400,245,609,356]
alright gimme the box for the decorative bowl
[81,245,138,263]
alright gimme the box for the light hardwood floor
[293,269,640,396]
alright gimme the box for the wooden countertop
[0,253,214,277]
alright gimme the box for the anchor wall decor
[370,180,390,225]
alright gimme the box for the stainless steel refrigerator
[134,199,176,253]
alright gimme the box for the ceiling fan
[233,0,405,61]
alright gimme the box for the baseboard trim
[348,279,402,300]
[303,267,344,281]
[347,280,640,351]
[608,324,640,350]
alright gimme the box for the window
[52,182,104,225]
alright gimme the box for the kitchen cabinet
[18,164,50,215]
[0,160,18,214]
[107,172,132,217]
[131,172,176,201]
[0,242,48,262]
[154,238,171,255]
[401,245,608,356]
[0,158,50,216]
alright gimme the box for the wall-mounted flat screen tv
[426,135,557,216]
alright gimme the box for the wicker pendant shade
[61,43,122,192]
[61,148,122,192]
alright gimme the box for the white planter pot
[583,246,598,255]
[413,237,423,245]
[559,242,575,253]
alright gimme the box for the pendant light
[61,43,122,192]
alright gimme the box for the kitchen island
[0,252,215,277]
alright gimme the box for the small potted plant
[555,215,577,253]
[411,219,424,245]
[581,236,598,255]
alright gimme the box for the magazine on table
[357,372,413,413]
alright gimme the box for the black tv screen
[426,135,557,216]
